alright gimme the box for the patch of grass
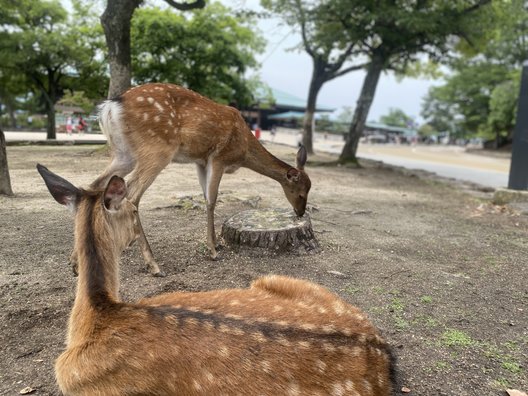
[434,361,451,372]
[372,286,385,294]
[501,360,523,374]
[420,295,433,303]
[503,341,519,352]
[423,317,440,328]
[390,297,405,314]
[394,317,410,330]
[493,378,511,389]
[440,329,475,348]
[345,285,360,295]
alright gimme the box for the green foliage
[131,3,265,106]
[420,0,528,146]
[379,108,413,128]
[58,91,95,114]
[0,0,106,136]
[417,124,436,137]
[441,329,475,348]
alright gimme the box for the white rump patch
[97,100,134,170]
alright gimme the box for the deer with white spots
[86,82,311,276]
[38,164,396,396]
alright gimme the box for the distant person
[253,123,261,140]
[66,117,73,135]
[77,116,86,134]
[270,125,276,142]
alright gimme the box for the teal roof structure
[268,111,331,120]
[257,87,335,112]
[365,122,416,136]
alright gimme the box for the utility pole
[508,60,528,190]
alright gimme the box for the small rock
[327,270,346,277]
[19,387,35,395]
[401,386,411,393]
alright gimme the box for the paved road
[5,129,511,188]
[260,130,510,189]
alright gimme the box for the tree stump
[221,208,320,255]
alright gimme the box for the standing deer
[88,83,311,276]
[38,164,395,396]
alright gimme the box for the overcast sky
[234,0,443,123]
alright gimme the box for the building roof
[257,87,335,112]
[268,111,331,120]
[365,122,416,136]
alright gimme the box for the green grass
[440,329,475,348]
[345,285,360,295]
[501,360,523,375]
[420,295,433,303]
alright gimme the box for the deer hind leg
[251,275,341,306]
[196,163,207,200]
[125,155,173,277]
[204,159,224,260]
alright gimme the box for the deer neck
[68,196,120,345]
[243,137,292,185]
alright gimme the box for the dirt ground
[1,143,527,396]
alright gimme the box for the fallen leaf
[506,390,528,396]
[401,386,411,393]
[19,387,35,395]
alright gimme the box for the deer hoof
[152,270,167,278]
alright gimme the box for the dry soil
[0,144,527,395]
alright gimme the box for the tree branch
[162,0,205,11]
[329,62,370,80]
[294,0,315,58]
[461,0,491,15]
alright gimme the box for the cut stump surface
[221,208,320,254]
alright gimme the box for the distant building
[241,88,334,130]
[363,122,418,143]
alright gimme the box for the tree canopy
[261,0,367,153]
[420,0,527,147]
[379,108,413,129]
[0,0,106,138]
[131,3,265,106]
[334,0,491,163]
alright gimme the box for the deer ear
[103,176,127,211]
[37,164,81,211]
[286,168,300,182]
[296,145,307,170]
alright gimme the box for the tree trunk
[339,54,384,164]
[6,103,17,129]
[302,61,325,154]
[45,71,57,140]
[0,129,14,196]
[221,208,320,255]
[101,0,142,99]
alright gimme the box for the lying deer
[38,164,395,396]
[87,83,311,276]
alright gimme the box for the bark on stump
[221,208,320,255]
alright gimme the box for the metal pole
[508,60,528,190]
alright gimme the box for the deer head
[37,164,140,255]
[282,146,311,217]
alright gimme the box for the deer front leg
[204,161,224,260]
